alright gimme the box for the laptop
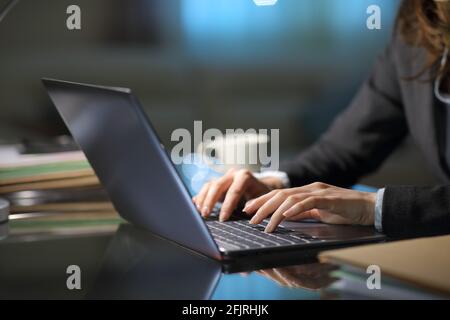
[42,78,386,260]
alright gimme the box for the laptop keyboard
[206,220,324,251]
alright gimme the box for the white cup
[197,133,270,173]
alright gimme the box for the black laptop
[43,78,385,260]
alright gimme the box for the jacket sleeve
[281,36,408,187]
[382,185,450,237]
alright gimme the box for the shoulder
[389,30,429,80]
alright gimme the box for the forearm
[381,185,450,238]
[282,35,407,188]
[280,139,367,188]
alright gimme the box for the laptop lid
[42,78,221,259]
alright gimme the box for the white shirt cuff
[254,171,290,188]
[374,188,385,232]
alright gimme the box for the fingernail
[218,210,224,222]
[202,206,209,215]
[249,217,257,224]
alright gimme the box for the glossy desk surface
[0,212,340,299]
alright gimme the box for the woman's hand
[243,182,376,233]
[192,168,283,222]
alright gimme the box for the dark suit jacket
[281,33,450,238]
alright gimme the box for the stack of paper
[319,236,450,299]
[0,145,112,214]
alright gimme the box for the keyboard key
[206,220,321,251]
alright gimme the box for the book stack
[0,145,114,215]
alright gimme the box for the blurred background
[0,0,438,187]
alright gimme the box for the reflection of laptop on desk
[43,78,385,260]
[89,223,221,299]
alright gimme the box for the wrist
[363,192,377,226]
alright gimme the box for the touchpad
[280,220,378,240]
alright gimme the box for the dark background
[0,0,437,187]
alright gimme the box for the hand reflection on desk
[255,263,338,290]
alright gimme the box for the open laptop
[43,78,385,260]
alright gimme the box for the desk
[0,212,338,299]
